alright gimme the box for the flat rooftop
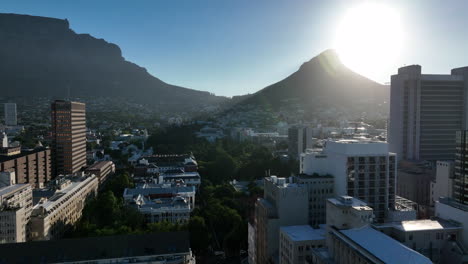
[0,184,29,198]
[86,161,113,170]
[0,147,49,163]
[340,226,432,264]
[377,219,461,232]
[328,196,373,211]
[281,225,325,242]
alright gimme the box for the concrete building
[293,174,334,227]
[435,197,468,263]
[30,175,98,241]
[0,144,52,188]
[254,176,308,264]
[308,196,432,264]
[51,100,86,176]
[279,225,325,264]
[288,125,314,160]
[84,161,115,186]
[389,65,468,161]
[454,130,468,205]
[0,184,32,243]
[0,232,195,264]
[374,219,462,263]
[4,103,17,126]
[397,160,434,207]
[300,140,396,222]
[124,185,195,209]
[431,161,454,206]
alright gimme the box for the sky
[2,0,468,96]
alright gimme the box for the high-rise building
[389,65,468,161]
[4,103,17,126]
[300,139,396,222]
[51,100,86,176]
[288,125,314,160]
[454,130,468,205]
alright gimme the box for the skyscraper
[454,130,468,205]
[4,103,17,126]
[389,65,468,161]
[51,100,86,176]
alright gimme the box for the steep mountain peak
[299,49,343,73]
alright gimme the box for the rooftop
[0,184,30,198]
[340,226,432,264]
[280,225,325,242]
[0,232,190,263]
[328,196,373,211]
[86,161,114,170]
[0,147,49,163]
[376,219,461,232]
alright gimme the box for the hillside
[235,49,389,117]
[0,13,226,110]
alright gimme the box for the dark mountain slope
[238,49,388,112]
[0,13,226,108]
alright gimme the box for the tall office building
[4,103,17,126]
[51,100,86,176]
[454,130,468,205]
[389,65,468,161]
[288,125,313,160]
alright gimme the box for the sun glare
[334,3,403,81]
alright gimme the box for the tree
[188,216,211,253]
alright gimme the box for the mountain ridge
[0,13,226,110]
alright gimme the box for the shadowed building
[389,65,468,161]
[51,100,86,176]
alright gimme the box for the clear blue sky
[2,0,468,96]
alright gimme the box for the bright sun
[334,3,403,81]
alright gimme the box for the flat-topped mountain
[0,13,226,109]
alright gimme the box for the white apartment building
[4,103,17,126]
[279,225,325,264]
[132,195,191,224]
[0,184,32,243]
[301,140,396,222]
[30,175,98,241]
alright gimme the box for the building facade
[30,175,98,241]
[255,176,309,264]
[0,184,32,243]
[84,161,115,186]
[301,140,396,222]
[293,174,334,227]
[397,160,434,207]
[288,125,313,160]
[0,147,52,188]
[454,130,468,205]
[431,161,454,206]
[389,65,468,161]
[4,103,17,126]
[51,100,86,176]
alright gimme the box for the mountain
[0,13,226,110]
[233,49,389,117]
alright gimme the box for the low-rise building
[374,219,462,262]
[124,185,195,209]
[85,161,115,186]
[279,225,326,264]
[131,195,191,224]
[30,175,98,241]
[0,184,32,243]
[0,232,195,264]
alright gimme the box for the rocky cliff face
[0,13,226,108]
